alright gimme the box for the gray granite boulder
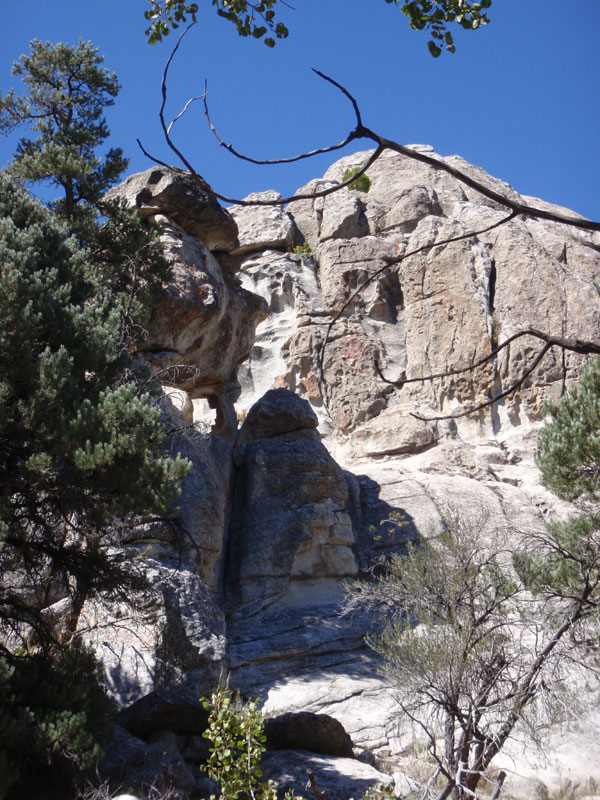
[104,166,238,252]
[228,190,295,254]
[264,712,354,757]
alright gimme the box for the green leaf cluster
[202,687,271,800]
[385,0,491,56]
[144,0,289,47]
[201,687,301,800]
[342,167,371,193]
[143,0,490,53]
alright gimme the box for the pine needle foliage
[0,645,113,800]
[0,39,126,235]
[536,355,600,502]
[0,40,191,794]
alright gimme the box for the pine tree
[536,355,600,501]
[0,39,127,235]
[0,41,190,795]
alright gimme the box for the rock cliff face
[82,152,600,796]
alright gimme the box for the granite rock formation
[27,150,600,797]
[107,167,268,442]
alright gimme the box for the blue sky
[1,1,599,219]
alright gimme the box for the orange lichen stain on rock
[300,373,320,399]
[338,335,365,365]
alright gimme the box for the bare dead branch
[158,23,199,176]
[136,137,172,170]
[146,34,600,423]
[200,65,600,231]
[376,328,600,388]
[202,145,385,206]
[385,329,600,422]
[204,78,361,165]
[376,136,600,233]
[167,93,206,135]
[306,770,326,800]
[411,342,553,422]
[311,68,364,130]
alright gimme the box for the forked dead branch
[139,23,600,422]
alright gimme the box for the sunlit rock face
[56,152,600,797]
[108,166,268,442]
[225,148,600,795]
[104,165,238,252]
[237,146,600,449]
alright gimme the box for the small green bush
[293,242,312,258]
[0,645,113,799]
[342,167,371,193]
[201,686,299,800]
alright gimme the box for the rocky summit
[39,150,600,796]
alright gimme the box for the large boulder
[227,390,358,612]
[228,190,296,254]
[264,712,354,758]
[236,387,318,444]
[104,165,238,252]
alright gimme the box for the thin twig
[376,328,600,387]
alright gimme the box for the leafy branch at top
[388,0,492,57]
[143,0,492,54]
[144,0,289,47]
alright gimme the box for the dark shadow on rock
[264,712,354,757]
[117,691,209,739]
[343,470,419,575]
[262,749,393,800]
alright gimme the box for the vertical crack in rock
[488,257,497,316]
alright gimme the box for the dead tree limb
[142,27,600,232]
[143,27,600,423]
[374,329,600,421]
[387,331,600,422]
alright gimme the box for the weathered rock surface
[227,390,359,614]
[262,750,394,800]
[99,725,197,796]
[123,421,233,587]
[60,152,600,798]
[104,166,238,252]
[238,147,600,445]
[108,168,268,443]
[224,147,600,796]
[228,190,296,254]
[139,219,267,392]
[78,561,226,709]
